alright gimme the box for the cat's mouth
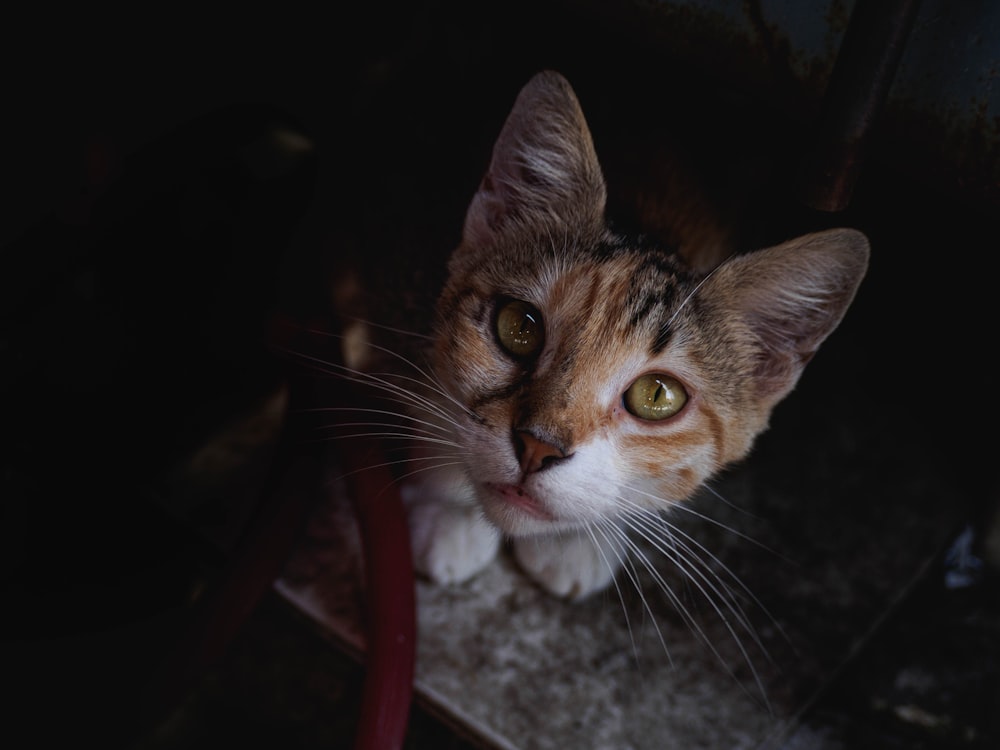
[484,482,555,522]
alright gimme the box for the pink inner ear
[478,175,506,233]
[742,288,852,400]
[711,229,869,402]
[463,175,505,246]
[460,71,608,249]
[750,341,813,401]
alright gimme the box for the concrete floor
[136,569,1000,750]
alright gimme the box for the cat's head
[432,71,869,537]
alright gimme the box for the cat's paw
[513,532,622,600]
[407,500,501,585]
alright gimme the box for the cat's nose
[513,429,568,475]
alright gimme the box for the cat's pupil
[495,299,544,359]
[624,374,688,421]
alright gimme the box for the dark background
[3,2,998,748]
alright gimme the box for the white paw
[513,532,622,600]
[407,499,500,585]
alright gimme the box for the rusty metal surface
[796,0,923,211]
[573,0,999,205]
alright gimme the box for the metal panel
[591,0,1000,204]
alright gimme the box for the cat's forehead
[492,231,698,353]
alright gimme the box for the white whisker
[618,510,772,711]
[620,507,766,654]
[607,515,725,657]
[334,454,468,490]
[592,520,675,667]
[614,489,786,710]
[314,429,465,450]
[304,326,480,423]
[339,315,434,342]
[276,329,477,427]
[388,459,476,493]
[623,487,793,615]
[309,407,458,441]
[330,366,460,426]
[672,495,794,565]
[583,522,658,668]
[700,481,766,520]
[364,369,465,419]
[663,253,731,330]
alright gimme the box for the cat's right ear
[462,71,607,248]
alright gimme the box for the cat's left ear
[462,71,607,247]
[703,228,870,403]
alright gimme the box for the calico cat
[336,70,869,601]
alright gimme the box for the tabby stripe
[468,378,523,412]
[590,235,629,261]
[626,286,657,330]
[700,401,725,465]
[652,313,674,354]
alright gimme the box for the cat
[334,70,869,601]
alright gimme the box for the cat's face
[429,71,868,538]
[434,238,740,536]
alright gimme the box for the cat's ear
[703,228,870,403]
[462,71,607,246]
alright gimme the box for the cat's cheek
[606,432,713,508]
[434,323,512,401]
[443,364,521,414]
[527,443,624,523]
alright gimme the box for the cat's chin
[478,482,577,537]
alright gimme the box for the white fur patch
[513,530,623,600]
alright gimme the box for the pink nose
[514,429,567,475]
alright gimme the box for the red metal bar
[343,436,417,750]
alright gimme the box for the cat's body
[336,71,868,600]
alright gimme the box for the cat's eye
[624,374,688,421]
[495,298,544,358]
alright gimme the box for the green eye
[624,374,688,421]
[495,299,544,358]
